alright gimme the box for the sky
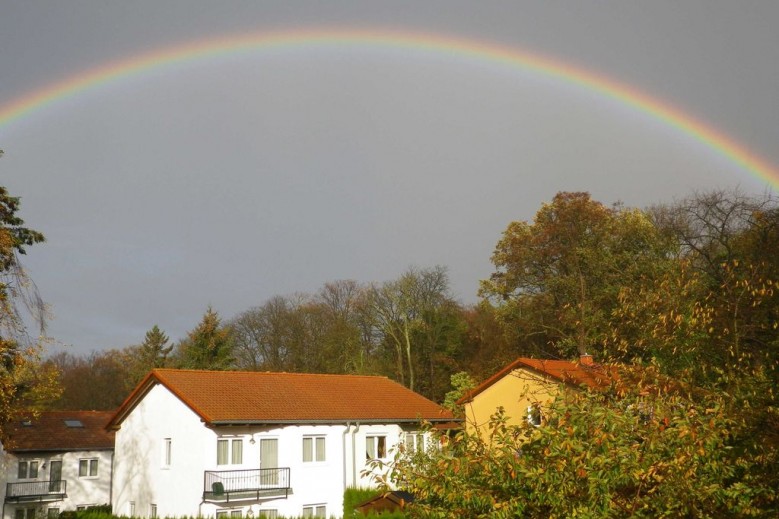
[1,1,777,355]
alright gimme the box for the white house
[107,369,457,519]
[1,411,115,519]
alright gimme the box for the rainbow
[1,27,777,188]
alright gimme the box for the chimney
[580,353,594,366]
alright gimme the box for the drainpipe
[351,423,361,487]
[342,423,351,490]
[109,451,115,508]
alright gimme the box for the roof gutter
[211,418,460,426]
[7,447,115,453]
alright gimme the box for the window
[232,439,243,464]
[64,420,83,428]
[18,461,39,479]
[78,459,98,477]
[217,438,243,465]
[302,436,326,462]
[404,432,425,454]
[150,504,157,519]
[47,508,60,519]
[527,404,543,427]
[302,505,326,518]
[258,511,278,519]
[163,438,172,467]
[15,509,37,519]
[128,502,135,517]
[365,435,387,460]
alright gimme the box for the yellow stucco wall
[462,367,561,437]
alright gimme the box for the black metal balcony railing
[203,468,291,502]
[6,480,67,502]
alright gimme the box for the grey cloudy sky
[1,1,777,355]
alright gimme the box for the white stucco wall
[112,382,212,519]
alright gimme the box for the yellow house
[458,355,615,436]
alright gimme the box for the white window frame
[217,438,244,466]
[404,432,426,454]
[365,435,387,460]
[15,508,37,519]
[163,438,172,468]
[47,507,60,519]
[527,404,543,427]
[257,510,278,519]
[302,436,326,463]
[150,504,157,519]
[18,460,40,480]
[302,504,326,518]
[78,458,98,478]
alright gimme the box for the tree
[313,280,376,374]
[175,307,233,370]
[458,302,516,381]
[650,189,778,283]
[369,266,460,393]
[481,192,673,360]
[383,376,777,517]
[230,295,307,372]
[650,189,779,376]
[46,350,134,411]
[127,325,173,383]
[442,371,476,416]
[0,165,59,437]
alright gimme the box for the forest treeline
[42,188,778,420]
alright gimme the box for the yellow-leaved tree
[0,151,61,440]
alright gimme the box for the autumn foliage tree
[385,377,775,517]
[46,350,134,411]
[386,190,778,516]
[481,192,673,361]
[0,169,60,435]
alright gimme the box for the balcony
[5,480,67,502]
[203,468,291,502]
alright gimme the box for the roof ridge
[154,368,391,380]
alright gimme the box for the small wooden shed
[355,490,415,515]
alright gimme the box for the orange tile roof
[5,411,115,452]
[458,357,619,404]
[108,369,456,428]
